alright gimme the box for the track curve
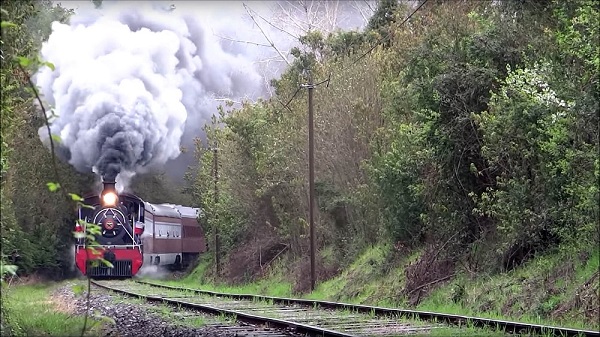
[135,280,599,337]
[88,279,598,337]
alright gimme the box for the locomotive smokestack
[102,177,117,194]
[101,176,118,207]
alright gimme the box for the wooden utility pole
[307,75,316,292]
[213,142,220,276]
[298,71,328,291]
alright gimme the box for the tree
[1,0,79,277]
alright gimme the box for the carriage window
[153,222,182,239]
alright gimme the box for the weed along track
[98,279,599,337]
[92,279,439,336]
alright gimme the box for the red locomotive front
[75,178,145,277]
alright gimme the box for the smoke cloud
[35,1,262,188]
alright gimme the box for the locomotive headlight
[102,192,118,206]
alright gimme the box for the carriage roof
[163,204,200,218]
[144,202,181,218]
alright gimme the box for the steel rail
[91,280,359,337]
[136,280,599,337]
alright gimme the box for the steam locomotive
[74,178,206,278]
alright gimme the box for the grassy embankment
[1,281,105,337]
[151,243,599,332]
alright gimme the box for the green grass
[2,282,105,337]
[416,245,600,331]
[305,243,409,304]
[154,277,294,297]
[146,254,294,298]
[182,255,211,284]
[184,316,207,327]
[428,322,509,336]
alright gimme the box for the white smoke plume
[35,1,263,188]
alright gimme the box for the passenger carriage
[142,203,206,269]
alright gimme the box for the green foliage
[554,1,600,76]
[0,261,18,284]
[46,181,60,192]
[367,0,403,40]
[476,64,572,253]
[366,1,593,263]
[323,30,366,59]
[1,0,84,278]
[190,37,390,282]
[369,122,427,244]
[475,58,598,259]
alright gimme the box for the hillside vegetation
[187,0,599,328]
[1,0,598,331]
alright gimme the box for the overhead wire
[277,85,302,113]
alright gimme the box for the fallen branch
[261,244,289,271]
[407,274,455,296]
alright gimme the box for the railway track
[92,279,440,336]
[91,279,599,337]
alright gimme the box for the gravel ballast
[51,281,280,337]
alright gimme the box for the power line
[278,85,302,113]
